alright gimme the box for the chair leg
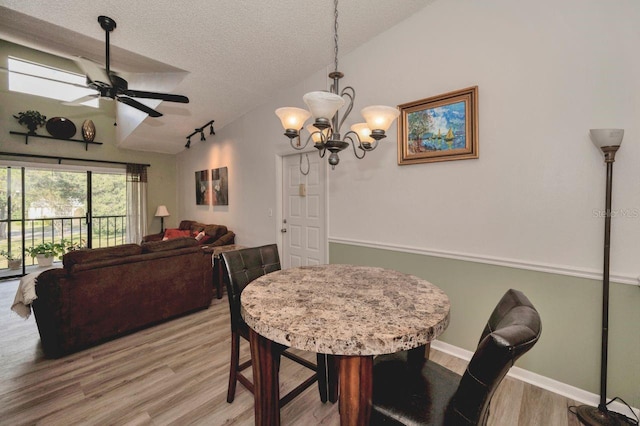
[407,343,430,369]
[227,329,240,403]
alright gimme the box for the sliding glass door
[0,167,24,275]
[0,165,126,278]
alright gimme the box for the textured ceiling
[0,0,433,154]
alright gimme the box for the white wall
[327,0,640,281]
[178,0,639,280]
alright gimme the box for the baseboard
[329,237,640,287]
[431,340,640,419]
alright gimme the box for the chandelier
[275,0,400,169]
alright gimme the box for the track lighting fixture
[184,120,215,149]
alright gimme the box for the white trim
[329,237,640,287]
[431,340,639,419]
[274,154,284,257]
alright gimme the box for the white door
[281,153,327,268]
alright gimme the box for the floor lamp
[575,129,624,426]
[154,205,170,233]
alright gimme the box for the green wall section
[330,242,640,408]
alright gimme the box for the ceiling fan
[71,15,189,117]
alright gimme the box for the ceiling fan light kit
[69,15,189,118]
[275,0,399,169]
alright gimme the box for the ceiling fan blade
[61,94,100,106]
[117,96,163,117]
[75,56,111,88]
[123,89,189,103]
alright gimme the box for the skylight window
[8,57,99,108]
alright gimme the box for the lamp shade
[350,123,374,143]
[361,105,400,131]
[590,129,624,148]
[306,124,329,144]
[275,107,311,131]
[155,205,170,217]
[303,91,345,120]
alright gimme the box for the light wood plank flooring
[0,279,583,425]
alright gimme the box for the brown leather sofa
[143,220,235,246]
[33,238,214,358]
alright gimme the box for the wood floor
[0,278,583,425]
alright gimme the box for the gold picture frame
[398,86,478,165]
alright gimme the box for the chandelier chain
[334,0,339,73]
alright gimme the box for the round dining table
[241,264,451,426]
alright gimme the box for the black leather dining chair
[221,244,327,407]
[371,288,542,425]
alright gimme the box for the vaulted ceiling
[0,0,433,154]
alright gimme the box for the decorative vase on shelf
[82,119,96,142]
[46,117,76,139]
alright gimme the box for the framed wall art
[211,166,228,206]
[398,86,478,165]
[195,169,211,205]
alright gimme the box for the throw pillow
[197,234,215,245]
[162,228,192,241]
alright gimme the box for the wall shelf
[9,131,103,151]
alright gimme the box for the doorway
[280,153,327,269]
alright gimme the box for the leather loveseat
[33,238,213,358]
[143,220,235,246]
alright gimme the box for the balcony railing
[0,215,126,272]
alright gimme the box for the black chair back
[371,288,541,425]
[220,244,324,406]
[222,244,281,329]
[447,289,542,424]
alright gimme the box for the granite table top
[241,264,450,356]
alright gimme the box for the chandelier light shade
[361,105,401,133]
[575,128,627,426]
[275,0,400,169]
[303,91,346,123]
[350,123,374,144]
[275,107,311,136]
[307,124,329,144]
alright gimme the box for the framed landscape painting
[398,86,478,165]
